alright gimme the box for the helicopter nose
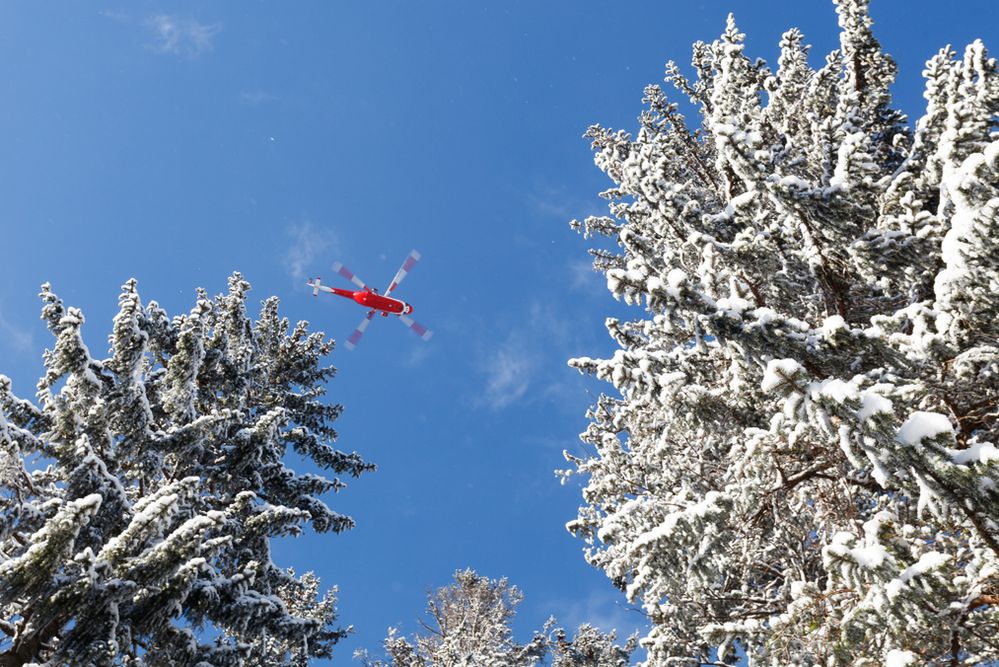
[405,304,414,314]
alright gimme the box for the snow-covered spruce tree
[358,569,635,667]
[0,275,371,666]
[564,0,999,664]
[368,569,548,667]
[245,569,341,667]
[550,625,637,667]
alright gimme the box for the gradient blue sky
[1,1,996,662]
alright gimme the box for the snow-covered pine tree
[372,569,549,667]
[358,569,635,667]
[565,0,999,664]
[550,625,637,667]
[0,275,371,666]
[245,569,341,667]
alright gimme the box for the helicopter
[306,250,433,350]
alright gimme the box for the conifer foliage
[374,569,549,667]
[566,0,999,664]
[0,275,371,666]
[360,569,635,667]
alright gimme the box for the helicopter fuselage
[326,286,413,315]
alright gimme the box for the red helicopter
[306,250,433,350]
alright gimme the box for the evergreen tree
[359,570,635,667]
[0,275,371,666]
[550,625,636,667]
[565,0,999,664]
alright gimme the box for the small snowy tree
[359,570,634,667]
[245,569,342,667]
[375,569,548,667]
[0,275,371,666]
[566,0,999,664]
[550,625,637,667]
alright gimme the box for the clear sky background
[1,1,996,662]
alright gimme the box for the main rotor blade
[331,261,371,291]
[384,250,421,296]
[398,314,433,342]
[344,311,376,351]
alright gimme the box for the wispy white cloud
[527,190,574,221]
[526,180,606,224]
[545,587,647,640]
[568,257,603,292]
[283,221,338,283]
[474,300,592,412]
[98,10,131,23]
[0,304,33,353]
[239,90,277,106]
[478,338,535,410]
[145,15,221,58]
[527,301,572,342]
[404,341,433,368]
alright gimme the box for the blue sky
[1,1,996,662]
